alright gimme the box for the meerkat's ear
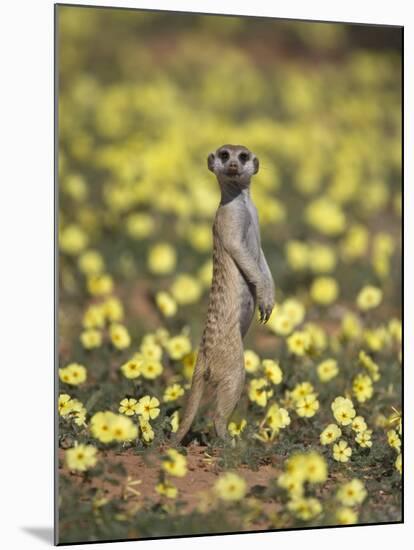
[207,152,215,172]
[253,156,259,174]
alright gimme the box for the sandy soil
[59,443,281,516]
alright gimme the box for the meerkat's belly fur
[173,144,275,444]
[202,228,257,362]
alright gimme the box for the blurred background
[58,6,402,357]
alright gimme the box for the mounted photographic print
[55,3,403,545]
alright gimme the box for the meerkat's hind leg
[213,370,245,440]
[171,364,205,446]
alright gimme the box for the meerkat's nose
[228,161,238,169]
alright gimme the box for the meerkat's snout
[227,159,239,175]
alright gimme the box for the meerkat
[173,144,275,444]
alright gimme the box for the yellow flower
[215,472,247,502]
[80,329,102,349]
[60,224,88,255]
[305,198,346,236]
[126,212,154,240]
[120,357,142,379]
[58,393,75,416]
[331,396,356,426]
[287,330,311,356]
[140,358,163,379]
[154,327,170,346]
[162,449,187,477]
[285,240,309,271]
[317,358,338,382]
[163,384,185,402]
[110,323,131,350]
[356,285,383,311]
[262,359,283,384]
[90,411,117,443]
[296,394,319,418]
[155,291,177,317]
[266,403,291,432]
[355,429,372,448]
[141,333,157,346]
[320,424,342,445]
[170,410,179,433]
[351,416,368,433]
[64,174,87,201]
[388,318,402,343]
[87,273,114,296]
[395,453,402,475]
[187,222,212,252]
[119,398,139,416]
[387,408,402,434]
[110,414,138,442]
[136,395,160,421]
[228,419,247,437]
[78,249,105,275]
[277,472,304,498]
[156,481,178,499]
[341,312,362,341]
[363,326,389,351]
[82,304,105,329]
[284,454,308,479]
[248,378,272,407]
[333,440,352,462]
[340,224,369,262]
[336,479,367,506]
[373,230,394,257]
[281,298,305,326]
[305,322,327,353]
[352,373,373,403]
[310,276,339,305]
[59,363,87,386]
[102,297,124,322]
[66,444,97,472]
[58,395,85,427]
[165,335,192,360]
[303,452,328,483]
[182,351,197,380]
[73,405,87,427]
[387,429,401,452]
[291,382,315,402]
[170,274,202,305]
[141,340,163,361]
[244,350,261,373]
[288,497,322,520]
[269,312,294,336]
[309,243,336,273]
[358,351,380,381]
[139,417,155,443]
[147,242,176,275]
[336,507,358,525]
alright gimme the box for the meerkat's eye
[219,150,229,162]
[239,152,250,163]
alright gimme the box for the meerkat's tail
[172,357,206,444]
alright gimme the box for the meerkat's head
[207,144,259,187]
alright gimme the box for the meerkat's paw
[258,305,272,324]
[258,291,275,324]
